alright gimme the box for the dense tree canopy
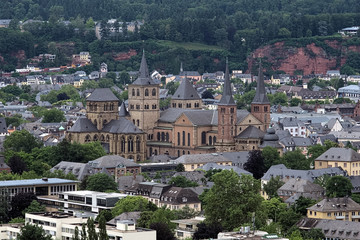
[4,130,43,153]
[203,170,263,230]
[86,173,118,192]
[18,223,52,240]
[326,176,353,197]
[112,196,157,217]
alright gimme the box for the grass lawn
[156,40,224,51]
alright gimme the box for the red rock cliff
[248,39,360,75]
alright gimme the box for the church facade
[67,52,271,161]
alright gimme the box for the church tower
[171,77,202,109]
[128,51,160,133]
[215,59,237,152]
[251,62,271,130]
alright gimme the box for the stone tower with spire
[128,51,160,133]
[215,59,237,152]
[171,77,202,109]
[251,62,271,130]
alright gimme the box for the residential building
[176,153,232,171]
[298,217,360,240]
[38,190,127,214]
[0,178,78,199]
[307,197,360,221]
[171,217,204,239]
[347,75,360,83]
[277,178,325,202]
[314,147,360,176]
[278,117,306,137]
[0,19,11,28]
[338,85,360,101]
[339,26,360,36]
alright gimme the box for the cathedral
[67,52,271,161]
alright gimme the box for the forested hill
[0,0,360,73]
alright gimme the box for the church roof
[219,59,235,105]
[172,78,201,100]
[119,102,129,117]
[132,51,157,85]
[68,117,98,133]
[102,118,143,134]
[86,88,119,102]
[252,62,270,104]
[235,125,265,139]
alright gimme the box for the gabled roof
[67,117,98,133]
[102,118,143,134]
[89,155,140,168]
[119,102,129,117]
[219,59,235,105]
[235,126,265,139]
[252,62,270,104]
[172,78,201,100]
[277,178,324,193]
[132,51,157,85]
[86,88,119,102]
[307,197,360,212]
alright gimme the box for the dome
[263,128,279,141]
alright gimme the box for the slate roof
[118,175,144,192]
[0,117,7,134]
[176,153,231,164]
[292,137,314,147]
[219,59,235,105]
[67,117,98,133]
[196,162,252,176]
[118,102,129,117]
[315,147,360,162]
[172,78,201,100]
[132,51,157,85]
[161,187,200,204]
[108,212,141,225]
[221,151,249,169]
[307,197,360,212]
[89,155,140,168]
[51,161,90,180]
[277,178,324,194]
[235,126,265,139]
[280,117,305,128]
[252,63,270,104]
[102,118,143,134]
[262,164,346,182]
[86,88,119,102]
[297,217,360,240]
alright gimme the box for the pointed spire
[132,50,156,85]
[172,77,200,100]
[219,57,235,105]
[252,59,270,104]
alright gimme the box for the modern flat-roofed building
[0,178,78,199]
[38,190,127,214]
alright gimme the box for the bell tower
[251,61,271,130]
[215,58,237,152]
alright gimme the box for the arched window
[157,132,160,141]
[103,119,107,126]
[137,120,139,126]
[100,134,105,142]
[94,104,97,111]
[137,155,140,162]
[94,119,97,129]
[209,136,213,145]
[136,89,140,96]
[177,150,180,157]
[110,103,114,111]
[201,132,206,145]
[152,88,156,96]
[161,132,165,142]
[93,135,99,141]
[188,133,190,146]
[166,133,169,142]
[85,135,91,142]
[106,135,110,142]
[182,150,185,155]
[154,149,158,155]
[150,147,153,156]
[145,89,149,96]
[182,131,185,146]
[121,137,125,152]
[177,132,180,146]
[213,136,217,143]
[128,137,134,152]
[132,89,135,96]
[136,136,141,152]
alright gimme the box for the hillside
[247,37,360,75]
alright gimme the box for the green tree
[289,229,303,240]
[8,155,27,174]
[263,176,284,199]
[244,150,265,179]
[81,224,87,240]
[290,98,302,106]
[73,226,80,240]
[281,149,309,170]
[326,176,353,197]
[95,209,113,222]
[149,222,175,240]
[42,108,66,123]
[261,197,287,222]
[18,223,52,240]
[87,218,98,240]
[98,215,108,240]
[174,205,198,219]
[193,222,223,240]
[22,200,45,215]
[262,146,281,171]
[112,196,157,217]
[86,173,117,192]
[175,163,185,172]
[203,170,263,230]
[292,196,317,215]
[301,228,325,240]
[4,130,42,153]
[10,192,37,218]
[169,175,198,188]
